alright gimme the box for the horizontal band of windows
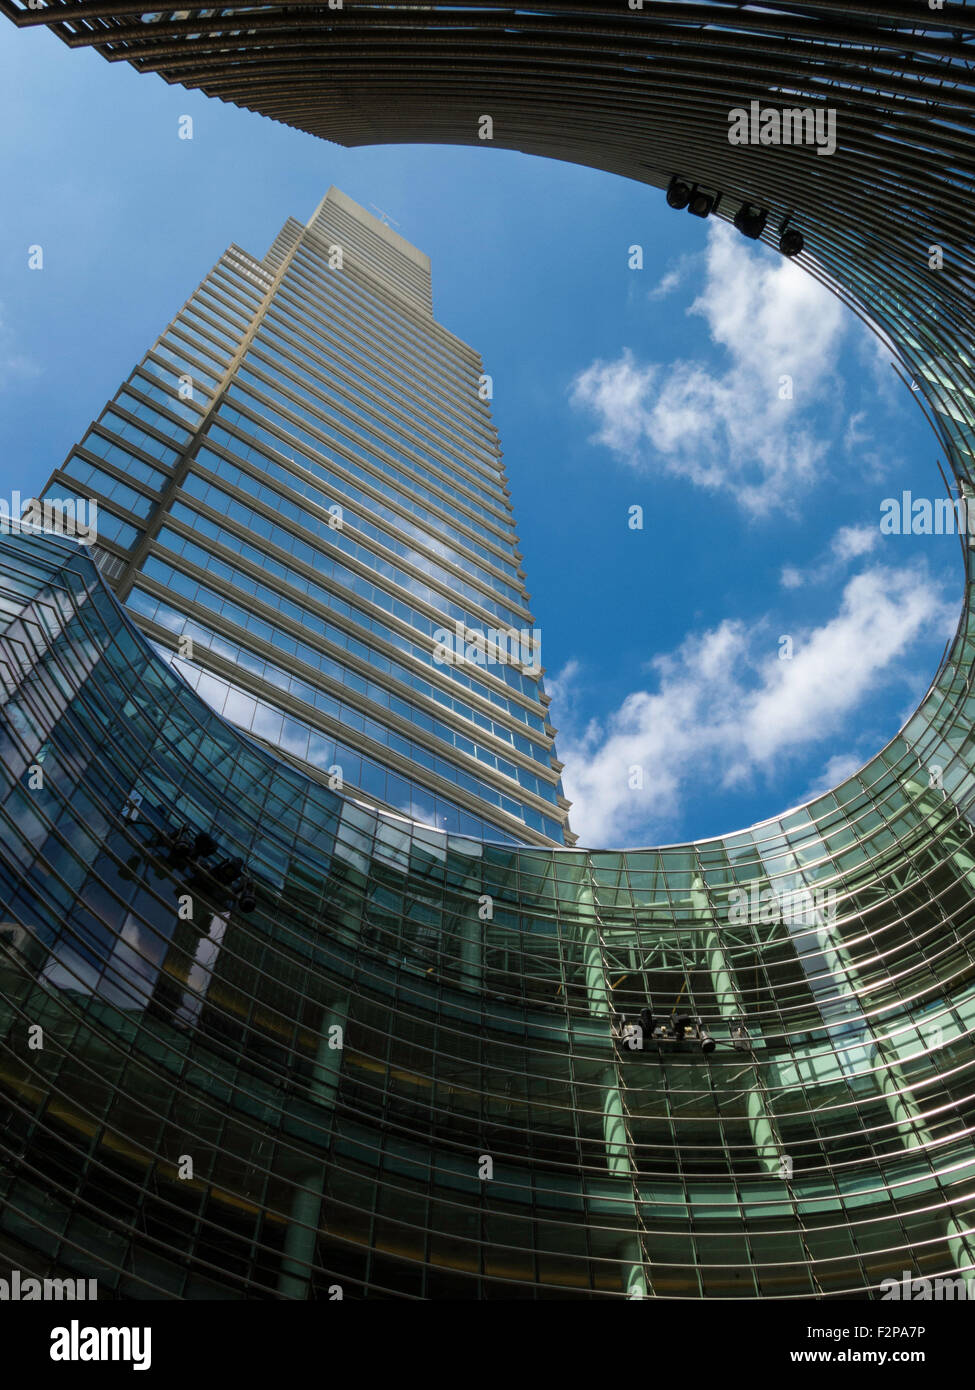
[90,413,182,468]
[170,315,236,362]
[57,459,158,520]
[37,494,139,551]
[164,318,232,367]
[127,371,208,427]
[223,252,273,295]
[225,363,512,537]
[262,298,503,479]
[212,257,266,298]
[142,348,218,396]
[152,332,225,383]
[112,390,194,445]
[75,433,170,491]
[160,500,547,726]
[216,394,515,563]
[207,267,263,314]
[234,360,510,542]
[189,449,532,631]
[190,284,253,332]
[180,303,246,350]
[207,414,522,596]
[132,575,558,800]
[160,326,229,377]
[283,257,501,467]
[159,645,553,840]
[192,286,254,334]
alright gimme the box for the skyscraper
[38,189,572,848]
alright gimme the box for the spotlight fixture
[733,203,768,239]
[779,227,804,257]
[236,878,257,914]
[666,175,691,209]
[193,831,218,858]
[687,186,717,218]
[166,825,195,868]
[212,856,245,886]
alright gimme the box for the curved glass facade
[2,516,975,1298]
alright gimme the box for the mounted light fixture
[666,175,692,209]
[734,203,768,239]
[212,856,245,886]
[778,214,805,257]
[193,831,218,858]
[166,825,195,867]
[688,186,718,218]
[779,227,804,257]
[236,878,257,914]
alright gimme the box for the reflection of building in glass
[36,188,571,848]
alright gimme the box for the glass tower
[38,188,572,848]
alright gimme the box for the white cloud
[648,266,683,300]
[780,521,880,587]
[843,409,871,454]
[800,752,866,802]
[543,658,580,725]
[831,524,879,563]
[553,562,954,846]
[571,221,851,515]
[647,253,698,301]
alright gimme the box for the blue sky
[0,26,960,849]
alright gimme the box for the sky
[0,26,961,851]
